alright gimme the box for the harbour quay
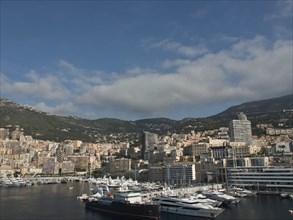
[0,175,82,187]
[139,184,224,201]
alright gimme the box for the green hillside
[1,94,292,142]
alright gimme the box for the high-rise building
[229,112,253,145]
[141,131,158,160]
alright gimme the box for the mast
[225,166,229,194]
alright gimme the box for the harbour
[1,181,293,220]
[1,0,293,218]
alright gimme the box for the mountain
[213,94,293,119]
[0,94,292,142]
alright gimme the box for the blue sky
[1,0,292,120]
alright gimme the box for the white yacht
[228,186,256,197]
[190,194,223,207]
[153,196,224,218]
[0,176,13,187]
[202,190,240,204]
[10,176,27,187]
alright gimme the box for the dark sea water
[1,182,292,220]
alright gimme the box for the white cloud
[58,60,105,86]
[264,0,292,20]
[32,102,76,116]
[162,59,192,69]
[58,60,82,74]
[1,71,70,100]
[2,36,292,119]
[218,35,240,43]
[76,36,292,117]
[149,39,209,57]
[126,66,157,77]
[264,0,292,39]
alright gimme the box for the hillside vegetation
[1,94,292,142]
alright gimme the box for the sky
[0,0,292,120]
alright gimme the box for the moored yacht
[153,195,224,218]
[0,177,13,187]
[190,194,223,207]
[85,191,160,220]
[10,176,27,187]
[202,190,240,205]
[228,186,256,197]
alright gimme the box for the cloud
[264,0,292,39]
[1,71,71,100]
[58,60,105,86]
[126,66,157,77]
[32,102,76,116]
[58,60,82,74]
[216,34,241,43]
[191,9,207,18]
[264,0,292,20]
[149,39,209,57]
[1,36,292,119]
[77,36,292,117]
[162,59,192,69]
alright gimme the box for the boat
[153,195,224,218]
[77,193,89,201]
[85,191,160,220]
[228,186,256,197]
[10,176,26,187]
[61,178,68,184]
[191,194,223,207]
[202,190,240,205]
[289,209,293,215]
[0,176,13,187]
[280,193,289,198]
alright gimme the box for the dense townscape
[1,110,293,219]
[1,112,292,189]
[1,1,292,219]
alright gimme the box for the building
[127,147,141,159]
[226,166,293,192]
[104,158,131,176]
[150,151,167,163]
[163,163,196,186]
[223,157,269,168]
[0,128,9,140]
[61,161,75,174]
[42,157,59,175]
[67,156,90,172]
[148,166,164,182]
[141,131,158,160]
[64,145,74,156]
[148,163,196,185]
[0,165,14,175]
[183,143,209,157]
[195,162,223,183]
[208,146,229,161]
[229,112,253,146]
[217,127,230,139]
[272,141,292,154]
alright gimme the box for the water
[1,182,292,220]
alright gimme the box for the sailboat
[77,180,89,201]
